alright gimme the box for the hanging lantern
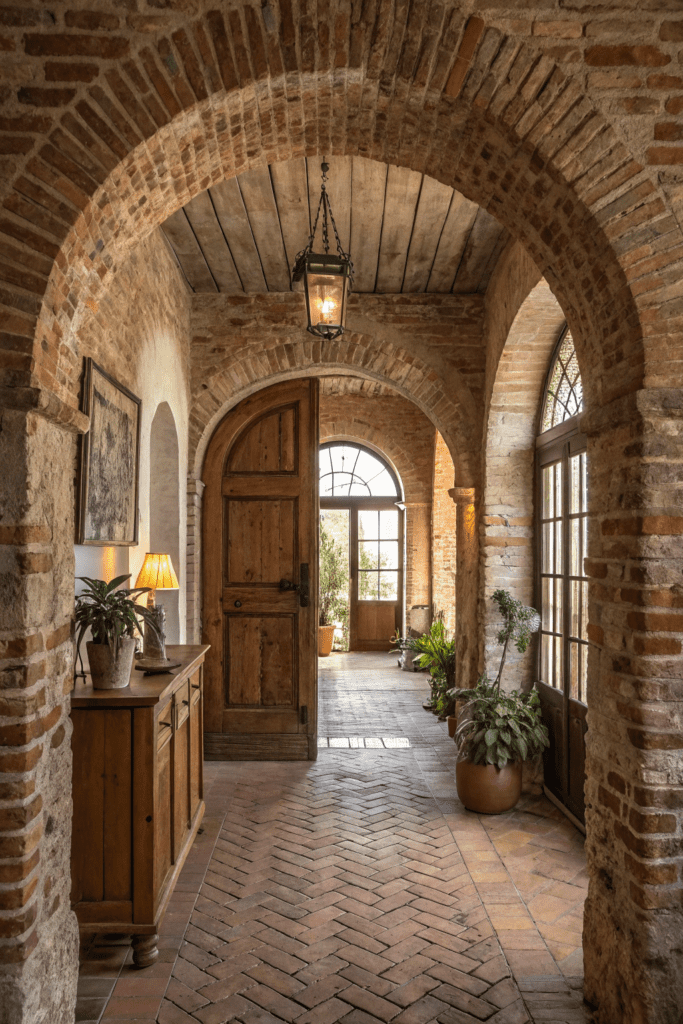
[292,161,353,341]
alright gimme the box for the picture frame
[77,358,142,546]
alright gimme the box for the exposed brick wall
[0,5,682,1022]
[482,276,566,689]
[432,433,457,634]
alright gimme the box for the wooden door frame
[201,379,319,761]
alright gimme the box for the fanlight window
[319,443,399,498]
[541,329,583,432]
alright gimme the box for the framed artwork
[77,358,141,546]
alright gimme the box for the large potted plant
[75,575,160,689]
[318,524,348,656]
[450,589,549,814]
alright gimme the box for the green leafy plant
[393,617,456,715]
[74,575,160,675]
[449,589,548,767]
[319,524,349,630]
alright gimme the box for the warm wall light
[135,553,179,606]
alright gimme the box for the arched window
[536,327,588,826]
[541,328,583,431]
[319,442,400,498]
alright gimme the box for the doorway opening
[319,441,404,652]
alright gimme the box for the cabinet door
[155,705,174,899]
[189,670,203,819]
[173,686,191,860]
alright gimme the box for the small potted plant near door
[392,616,456,719]
[319,524,348,657]
[75,575,160,689]
[449,589,549,814]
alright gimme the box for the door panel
[226,499,296,582]
[203,379,319,761]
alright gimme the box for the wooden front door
[202,379,319,760]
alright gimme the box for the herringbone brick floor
[77,653,590,1024]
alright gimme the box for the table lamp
[135,553,180,670]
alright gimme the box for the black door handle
[279,564,309,608]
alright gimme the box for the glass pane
[569,642,579,700]
[319,473,334,497]
[570,518,580,576]
[555,462,563,517]
[581,453,587,513]
[542,465,554,519]
[541,577,552,630]
[554,635,562,689]
[581,580,588,640]
[542,523,553,574]
[379,571,398,601]
[379,541,399,569]
[358,510,379,539]
[554,520,563,574]
[541,330,584,431]
[580,643,588,703]
[379,510,399,539]
[354,449,381,481]
[330,445,348,474]
[367,469,397,496]
[554,577,563,635]
[359,541,378,570]
[307,273,344,328]
[349,481,370,496]
[541,633,550,685]
[570,579,580,638]
[320,447,332,476]
[570,454,581,514]
[358,571,378,600]
[582,516,588,576]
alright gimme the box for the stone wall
[0,229,191,1021]
[432,433,457,634]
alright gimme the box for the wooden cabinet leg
[132,933,159,968]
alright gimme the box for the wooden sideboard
[70,644,209,967]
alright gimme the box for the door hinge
[300,705,308,725]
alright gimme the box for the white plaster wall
[74,230,191,645]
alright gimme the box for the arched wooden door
[202,379,319,760]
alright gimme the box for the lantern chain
[294,160,353,278]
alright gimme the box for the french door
[536,419,588,824]
[320,499,404,651]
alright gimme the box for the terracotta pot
[318,624,335,657]
[87,637,136,689]
[447,715,457,738]
[455,759,523,814]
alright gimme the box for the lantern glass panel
[306,272,345,329]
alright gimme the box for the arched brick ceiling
[160,156,508,295]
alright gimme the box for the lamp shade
[135,552,179,591]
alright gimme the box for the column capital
[448,487,476,505]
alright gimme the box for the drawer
[174,681,190,729]
[157,701,173,751]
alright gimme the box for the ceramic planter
[455,759,523,814]
[318,624,335,657]
[87,637,136,689]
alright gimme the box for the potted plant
[318,524,348,656]
[75,575,160,689]
[393,617,455,718]
[449,589,549,814]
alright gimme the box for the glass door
[537,428,588,823]
[353,506,403,650]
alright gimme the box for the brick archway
[481,279,566,684]
[1,7,682,1024]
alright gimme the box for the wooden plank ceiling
[160,157,508,296]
